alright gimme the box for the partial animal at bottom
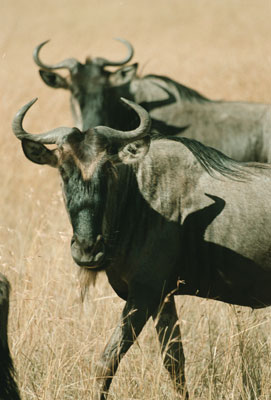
[13,98,271,399]
[0,273,20,400]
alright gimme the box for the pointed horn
[93,38,134,67]
[94,98,151,143]
[33,40,79,71]
[12,98,77,144]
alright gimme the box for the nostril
[71,234,81,246]
[72,234,94,251]
[85,246,93,254]
[93,235,104,253]
[71,233,104,255]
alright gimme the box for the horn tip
[113,37,128,45]
[29,97,38,107]
[33,40,50,62]
[13,98,38,120]
[114,37,124,42]
[120,97,132,106]
[39,39,50,47]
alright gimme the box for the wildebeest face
[59,136,109,269]
[39,62,138,130]
[13,98,151,270]
[34,39,138,130]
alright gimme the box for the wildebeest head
[13,98,151,271]
[33,39,138,130]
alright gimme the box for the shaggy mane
[145,74,212,103]
[167,136,270,180]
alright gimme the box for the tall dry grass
[2,0,271,398]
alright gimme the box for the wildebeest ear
[22,139,58,167]
[117,136,150,164]
[110,63,138,85]
[39,70,69,89]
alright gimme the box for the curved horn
[33,40,79,71]
[93,38,134,67]
[12,98,77,144]
[94,98,151,143]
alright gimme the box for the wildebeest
[0,273,20,400]
[13,98,271,399]
[34,39,271,162]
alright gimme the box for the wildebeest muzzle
[71,234,105,270]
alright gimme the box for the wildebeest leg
[153,296,188,399]
[94,289,158,400]
[0,273,21,400]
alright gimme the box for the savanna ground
[2,0,271,399]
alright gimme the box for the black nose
[71,234,105,267]
[72,233,104,250]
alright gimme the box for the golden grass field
[2,0,271,398]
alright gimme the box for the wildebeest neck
[77,91,107,130]
[102,162,184,296]
[71,82,139,131]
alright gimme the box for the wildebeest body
[13,98,271,398]
[151,140,271,304]
[99,138,271,309]
[135,75,271,161]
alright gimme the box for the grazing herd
[4,39,271,398]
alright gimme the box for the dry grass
[2,0,271,398]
